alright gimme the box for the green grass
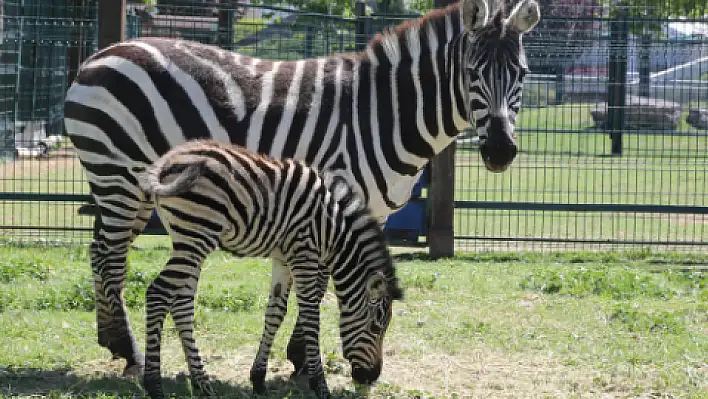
[0,243,706,398]
[516,102,705,134]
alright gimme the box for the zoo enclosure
[0,0,706,253]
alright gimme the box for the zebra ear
[367,272,387,301]
[460,0,490,32]
[504,0,541,34]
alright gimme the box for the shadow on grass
[0,367,367,398]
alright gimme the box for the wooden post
[98,0,126,50]
[428,0,456,259]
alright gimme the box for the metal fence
[0,0,706,252]
[0,0,96,242]
[455,0,708,251]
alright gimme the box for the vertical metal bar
[304,25,313,59]
[97,0,125,50]
[355,1,366,51]
[638,33,651,98]
[218,1,233,50]
[428,0,456,258]
[555,65,564,104]
[607,7,628,156]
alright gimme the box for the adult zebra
[138,139,404,398]
[63,0,540,377]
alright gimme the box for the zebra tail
[140,160,209,197]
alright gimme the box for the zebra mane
[364,3,459,57]
[363,1,510,60]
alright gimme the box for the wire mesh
[0,0,97,243]
[455,0,708,252]
[0,0,706,252]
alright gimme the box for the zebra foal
[137,139,404,398]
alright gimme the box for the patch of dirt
[63,343,698,399]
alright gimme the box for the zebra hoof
[192,377,216,397]
[250,368,267,395]
[123,363,144,379]
[286,340,307,376]
[309,374,330,399]
[142,372,164,399]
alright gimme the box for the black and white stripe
[137,139,403,398]
[63,0,540,375]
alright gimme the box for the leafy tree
[407,0,435,14]
[252,0,354,16]
[249,0,418,16]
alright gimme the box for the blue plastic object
[382,168,429,245]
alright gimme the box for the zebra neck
[352,6,469,168]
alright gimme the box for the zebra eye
[468,70,480,82]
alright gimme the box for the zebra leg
[142,273,172,399]
[92,232,145,375]
[91,194,154,376]
[286,263,329,377]
[144,236,215,399]
[250,259,293,394]
[292,269,329,398]
[91,215,117,356]
[174,288,216,397]
[286,315,307,376]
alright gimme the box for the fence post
[607,8,629,156]
[67,0,92,88]
[304,26,314,58]
[218,1,234,49]
[555,65,564,104]
[638,33,651,98]
[355,1,367,51]
[428,0,456,259]
[97,0,126,50]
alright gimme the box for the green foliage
[0,260,48,282]
[250,0,428,16]
[607,0,707,34]
[520,265,705,300]
[407,0,435,14]
[406,272,440,290]
[610,304,686,334]
[251,0,354,16]
[196,284,260,312]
